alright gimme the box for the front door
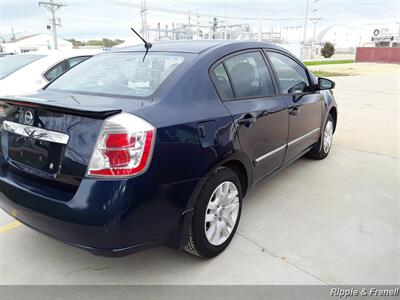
[211,50,288,183]
[266,50,323,163]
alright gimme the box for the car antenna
[130,27,152,62]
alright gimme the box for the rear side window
[66,56,90,69]
[212,63,234,98]
[267,52,310,94]
[44,61,65,81]
[224,51,275,98]
[0,54,46,79]
[47,52,188,97]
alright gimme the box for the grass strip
[304,59,354,66]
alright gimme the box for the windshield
[0,54,46,79]
[47,52,189,97]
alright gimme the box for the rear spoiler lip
[1,97,122,119]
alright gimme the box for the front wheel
[184,167,242,258]
[308,114,334,159]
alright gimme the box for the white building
[0,33,73,54]
[317,26,361,50]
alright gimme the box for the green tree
[85,38,124,47]
[66,38,85,47]
[86,39,103,46]
[66,38,124,48]
[321,42,335,58]
[101,38,124,47]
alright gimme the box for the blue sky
[0,0,398,40]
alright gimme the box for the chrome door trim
[2,121,69,145]
[254,127,320,163]
[287,127,320,146]
[255,144,286,163]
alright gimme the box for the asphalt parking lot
[0,71,398,285]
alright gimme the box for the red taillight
[87,113,155,177]
[105,133,136,148]
[105,149,131,167]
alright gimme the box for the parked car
[0,50,100,96]
[0,41,337,258]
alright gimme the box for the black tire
[308,114,334,159]
[184,167,243,258]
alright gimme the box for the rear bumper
[0,165,199,256]
[0,195,159,256]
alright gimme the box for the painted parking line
[0,221,21,233]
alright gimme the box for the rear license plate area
[7,132,65,176]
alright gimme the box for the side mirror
[288,81,308,94]
[318,77,335,90]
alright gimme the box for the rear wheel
[308,114,334,159]
[184,167,242,258]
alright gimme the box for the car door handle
[238,114,257,127]
[289,107,300,116]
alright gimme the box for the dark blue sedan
[0,41,337,258]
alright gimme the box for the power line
[112,0,303,22]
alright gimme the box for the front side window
[0,54,46,79]
[267,52,310,94]
[47,52,188,97]
[224,51,275,98]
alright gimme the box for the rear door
[211,50,288,183]
[266,50,323,163]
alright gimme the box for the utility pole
[196,9,199,39]
[140,0,148,40]
[258,0,264,41]
[397,22,400,47]
[301,0,310,59]
[39,0,66,50]
[310,0,321,58]
[212,18,218,39]
[310,17,321,58]
[188,10,191,39]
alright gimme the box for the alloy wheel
[323,120,334,153]
[204,181,240,246]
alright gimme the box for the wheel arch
[316,103,338,154]
[221,160,249,198]
[185,152,252,212]
[165,151,252,250]
[329,106,337,132]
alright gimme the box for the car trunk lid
[0,91,152,196]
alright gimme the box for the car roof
[0,50,101,79]
[17,49,102,58]
[114,40,280,54]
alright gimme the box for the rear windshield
[47,52,189,97]
[0,54,46,79]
